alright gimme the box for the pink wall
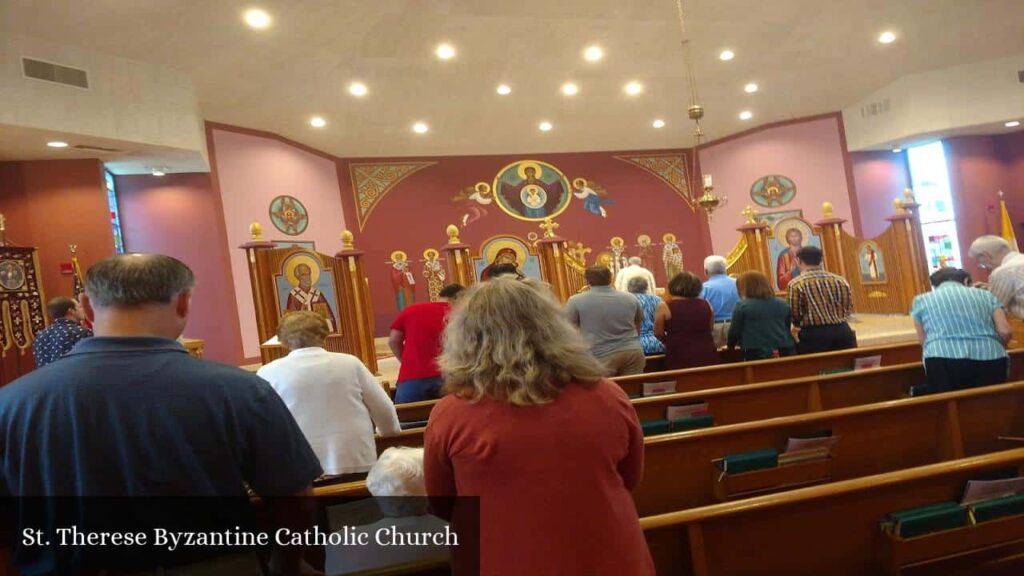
[116,172,244,365]
[995,131,1024,247]
[209,126,347,360]
[698,115,856,254]
[850,151,912,238]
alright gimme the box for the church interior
[2,0,1024,574]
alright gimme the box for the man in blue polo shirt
[699,255,740,349]
[0,254,323,575]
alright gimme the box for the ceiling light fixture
[561,82,579,96]
[496,84,512,95]
[583,45,604,62]
[151,168,166,177]
[412,122,429,134]
[878,31,896,44]
[744,83,759,93]
[348,82,368,97]
[310,116,327,128]
[892,147,902,153]
[652,119,666,129]
[47,141,69,148]
[435,43,456,60]
[243,8,272,29]
[539,121,553,132]
[719,49,735,61]
[624,81,643,96]
[739,110,753,120]
[1006,120,1021,128]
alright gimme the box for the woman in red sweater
[424,278,654,575]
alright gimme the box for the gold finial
[893,198,906,213]
[822,202,834,218]
[340,230,355,250]
[68,244,77,255]
[998,190,1005,200]
[540,218,560,238]
[249,222,263,241]
[903,188,916,204]
[741,205,758,224]
[446,224,461,245]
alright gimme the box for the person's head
[786,227,804,248]
[667,271,703,298]
[82,254,195,339]
[929,267,972,288]
[494,248,517,265]
[703,255,728,277]
[969,235,1013,270]
[439,283,465,301]
[627,256,642,267]
[584,265,613,287]
[795,245,823,269]
[487,263,522,280]
[736,271,774,299]
[47,297,83,322]
[626,276,649,294]
[295,263,313,290]
[440,278,604,406]
[366,447,425,497]
[277,311,328,351]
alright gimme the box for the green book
[641,420,672,436]
[721,448,778,474]
[882,501,966,538]
[971,493,1024,523]
[671,414,714,432]
[820,367,854,375]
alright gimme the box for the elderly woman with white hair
[424,279,654,576]
[969,235,1024,319]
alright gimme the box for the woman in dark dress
[654,272,719,369]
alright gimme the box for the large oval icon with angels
[492,160,571,221]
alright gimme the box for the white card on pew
[853,355,882,370]
[643,381,675,397]
[667,403,709,421]
[961,477,1024,505]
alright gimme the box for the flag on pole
[999,191,1019,252]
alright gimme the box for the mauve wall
[850,151,912,239]
[337,150,712,335]
[116,173,244,365]
[997,131,1024,242]
[698,115,857,254]
[209,126,347,361]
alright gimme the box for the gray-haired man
[700,255,740,348]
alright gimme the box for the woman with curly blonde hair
[424,278,654,576]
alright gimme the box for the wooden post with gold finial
[439,225,475,287]
[886,191,931,304]
[334,230,378,375]
[535,219,577,302]
[729,205,772,279]
[0,213,6,247]
[815,201,848,278]
[237,222,277,351]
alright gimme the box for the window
[906,141,960,271]
[105,171,125,253]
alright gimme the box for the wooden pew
[642,447,1024,576]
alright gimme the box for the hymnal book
[641,420,672,436]
[819,367,853,376]
[778,447,829,466]
[785,434,840,453]
[881,501,966,538]
[961,477,1024,505]
[970,493,1024,523]
[719,448,778,474]
[673,414,713,432]
[853,355,882,371]
[642,381,675,397]
[667,402,709,421]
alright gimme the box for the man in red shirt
[388,284,465,403]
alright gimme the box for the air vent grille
[1018,69,1023,83]
[22,57,89,89]
[859,98,891,119]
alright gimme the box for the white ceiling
[4,0,1024,158]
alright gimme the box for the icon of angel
[572,178,614,218]
[452,182,493,227]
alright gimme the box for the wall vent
[22,57,89,89]
[71,144,122,154]
[859,98,891,119]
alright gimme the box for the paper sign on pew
[642,381,675,397]
[666,402,709,421]
[961,477,1024,505]
[853,355,882,370]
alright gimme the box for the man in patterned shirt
[787,246,856,354]
[969,235,1024,319]
[32,296,92,367]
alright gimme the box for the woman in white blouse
[257,311,400,480]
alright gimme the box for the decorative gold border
[613,153,695,212]
[349,161,438,231]
[490,160,572,222]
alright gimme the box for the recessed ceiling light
[151,168,166,177]
[583,45,604,62]
[561,82,579,96]
[243,8,271,29]
[624,81,643,96]
[310,116,327,128]
[435,43,456,60]
[739,110,753,121]
[539,121,553,132]
[47,141,68,148]
[892,147,902,153]
[719,49,735,61]
[1006,120,1021,128]
[652,119,666,129]
[496,84,512,95]
[744,83,759,93]
[412,122,429,134]
[348,82,368,97]
[878,31,896,44]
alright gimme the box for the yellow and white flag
[1000,191,1019,251]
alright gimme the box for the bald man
[615,256,657,293]
[969,235,1024,319]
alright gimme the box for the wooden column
[814,202,848,278]
[440,225,475,287]
[238,223,277,347]
[732,206,772,278]
[334,230,379,375]
[895,189,931,296]
[885,199,931,311]
[535,219,574,302]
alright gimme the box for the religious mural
[272,240,316,251]
[388,251,416,311]
[350,161,437,230]
[275,251,338,332]
[636,234,656,271]
[474,236,541,281]
[572,178,614,218]
[421,249,446,301]
[269,195,309,236]
[493,161,571,221]
[452,182,492,227]
[662,233,683,280]
[769,217,821,292]
[0,247,46,354]
[750,175,797,208]
[859,241,887,283]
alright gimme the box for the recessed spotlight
[892,147,902,153]
[496,84,512,95]
[151,168,166,177]
[744,83,759,93]
[583,45,604,62]
[435,43,456,60]
[539,121,553,132]
[624,81,643,96]
[348,82,368,97]
[1006,120,1021,128]
[412,122,429,134]
[719,49,735,61]
[47,141,69,148]
[561,82,579,96]
[243,8,271,29]
[652,119,666,129]
[739,110,753,121]
[878,31,896,44]
[310,116,327,128]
